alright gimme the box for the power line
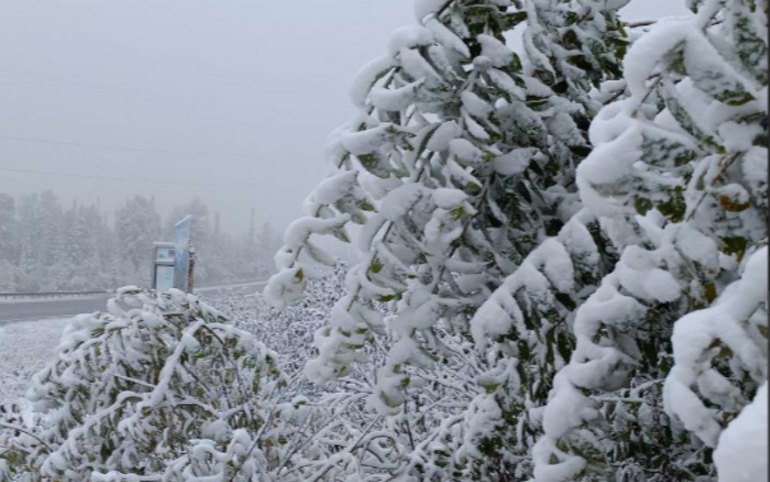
[0,66,260,111]
[0,134,258,160]
[0,166,260,189]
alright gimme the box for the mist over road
[0,280,268,326]
[0,295,111,326]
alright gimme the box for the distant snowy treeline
[0,192,279,292]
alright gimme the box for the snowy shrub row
[0,269,433,481]
[265,0,768,480]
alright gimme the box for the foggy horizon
[0,0,689,237]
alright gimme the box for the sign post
[150,216,195,293]
[151,242,176,291]
[173,215,193,293]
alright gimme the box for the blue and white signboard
[151,242,175,291]
[173,215,192,291]
[155,265,175,291]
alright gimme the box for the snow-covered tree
[36,192,65,270]
[8,191,71,291]
[115,195,161,275]
[0,194,16,264]
[532,1,767,479]
[269,0,626,394]
[265,0,630,479]
[0,194,18,291]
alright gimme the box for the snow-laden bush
[532,0,768,479]
[224,263,348,376]
[210,267,440,480]
[264,0,630,479]
[1,274,425,482]
[265,0,766,480]
[0,287,287,481]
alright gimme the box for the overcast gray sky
[0,0,689,235]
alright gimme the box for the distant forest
[0,191,280,292]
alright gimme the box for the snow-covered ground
[0,318,70,406]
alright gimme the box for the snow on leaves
[9,0,764,480]
[1,288,283,481]
[664,247,767,447]
[532,1,768,479]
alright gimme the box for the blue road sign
[174,215,192,291]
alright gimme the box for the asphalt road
[0,294,112,325]
[0,280,267,326]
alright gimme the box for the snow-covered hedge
[1,288,286,481]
